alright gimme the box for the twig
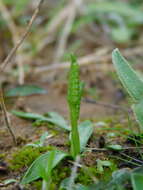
[120,152,143,164]
[46,4,71,35]
[35,46,143,73]
[0,0,44,72]
[0,0,24,84]
[69,155,80,190]
[84,98,132,113]
[35,48,110,73]
[54,2,76,63]
[68,159,98,183]
[110,155,141,167]
[0,86,17,145]
[37,4,72,52]
[88,146,143,151]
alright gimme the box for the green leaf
[60,178,89,190]
[112,49,143,101]
[3,179,17,185]
[132,100,143,129]
[78,120,93,152]
[21,150,67,185]
[6,85,47,97]
[87,2,143,20]
[131,173,143,190]
[60,177,70,189]
[97,159,112,173]
[4,0,30,15]
[111,27,132,44]
[107,144,122,151]
[11,110,46,120]
[133,166,143,174]
[75,184,89,190]
[39,150,55,180]
[12,110,70,131]
[87,182,107,190]
[39,132,50,146]
[46,112,70,131]
[26,132,51,148]
[110,168,131,185]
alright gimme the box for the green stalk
[70,106,80,158]
[41,150,55,190]
[42,179,52,190]
[67,55,83,159]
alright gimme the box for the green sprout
[67,55,83,159]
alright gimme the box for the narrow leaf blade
[47,112,70,131]
[11,110,45,120]
[6,85,47,97]
[78,120,93,152]
[12,110,70,131]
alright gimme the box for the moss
[76,167,96,185]
[0,153,6,159]
[52,160,117,187]
[9,146,54,171]
[53,164,70,184]
[31,181,42,190]
[20,158,117,189]
[76,160,117,185]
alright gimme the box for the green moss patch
[9,146,53,171]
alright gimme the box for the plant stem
[42,179,51,190]
[67,55,82,159]
[0,86,17,145]
[70,107,80,158]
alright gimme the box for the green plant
[19,55,93,189]
[112,49,143,189]
[112,49,143,132]
[26,132,53,148]
[39,150,55,190]
[21,150,67,189]
[67,55,83,159]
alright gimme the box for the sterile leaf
[6,84,47,97]
[78,120,93,152]
[112,49,143,101]
[21,150,67,185]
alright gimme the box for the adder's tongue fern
[67,55,83,159]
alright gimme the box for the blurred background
[0,0,143,118]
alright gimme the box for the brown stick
[0,0,44,72]
[54,2,77,63]
[0,86,17,145]
[35,46,143,73]
[35,48,110,73]
[84,98,132,113]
